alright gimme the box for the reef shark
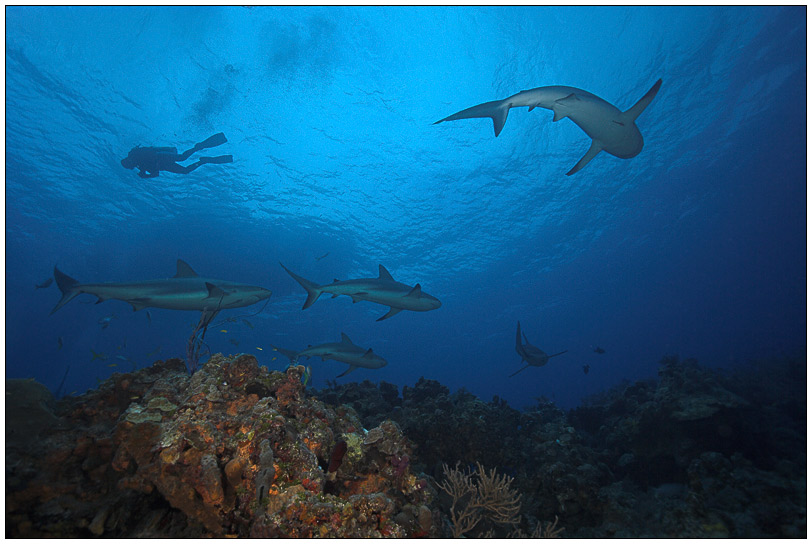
[511,321,567,377]
[271,333,388,377]
[50,259,272,316]
[280,263,441,321]
[434,78,662,175]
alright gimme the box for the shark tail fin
[624,78,663,122]
[280,263,322,310]
[434,99,511,137]
[270,344,299,364]
[50,266,81,315]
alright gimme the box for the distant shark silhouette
[280,262,441,321]
[511,321,567,377]
[271,332,388,378]
[50,259,271,315]
[435,78,662,175]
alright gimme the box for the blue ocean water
[5,6,806,411]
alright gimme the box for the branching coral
[438,461,521,537]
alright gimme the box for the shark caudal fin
[624,79,663,122]
[270,344,300,364]
[434,99,511,137]
[280,263,323,310]
[50,266,81,315]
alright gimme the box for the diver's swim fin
[199,155,233,165]
[195,132,227,151]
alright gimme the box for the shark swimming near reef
[50,259,272,316]
[271,333,388,378]
[510,321,567,377]
[434,78,662,175]
[280,262,441,321]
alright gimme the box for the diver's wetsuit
[121,132,233,178]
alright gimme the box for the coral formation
[6,354,805,538]
[6,355,440,538]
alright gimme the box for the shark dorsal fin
[205,282,227,299]
[175,259,199,278]
[378,265,394,282]
[405,283,422,297]
[340,332,353,344]
[362,348,375,359]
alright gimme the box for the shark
[434,78,662,175]
[510,321,567,377]
[271,332,388,378]
[280,262,441,321]
[50,259,272,316]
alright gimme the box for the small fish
[147,346,162,357]
[69,390,77,395]
[90,349,107,361]
[57,336,63,350]
[146,310,152,325]
[229,338,239,346]
[130,395,140,400]
[271,356,277,361]
[115,355,130,361]
[302,365,312,387]
[98,315,115,329]
[594,346,605,354]
[35,277,53,289]
[256,347,263,351]
[242,319,254,329]
[220,329,228,333]
[107,363,118,368]
[315,252,330,261]
[583,364,590,374]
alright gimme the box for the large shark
[50,259,272,315]
[434,78,662,175]
[510,321,567,377]
[280,262,441,321]
[271,332,388,378]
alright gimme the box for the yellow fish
[220,329,228,333]
[256,347,263,351]
[107,363,118,368]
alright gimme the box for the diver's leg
[198,155,233,165]
[177,133,227,161]
[163,162,203,174]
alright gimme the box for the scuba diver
[121,132,233,178]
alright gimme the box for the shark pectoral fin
[331,294,340,298]
[566,140,603,176]
[376,307,402,321]
[509,364,531,377]
[336,365,357,378]
[405,284,422,297]
[548,350,568,358]
[624,78,663,121]
[205,282,227,299]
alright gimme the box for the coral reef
[6,355,440,538]
[6,353,805,538]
